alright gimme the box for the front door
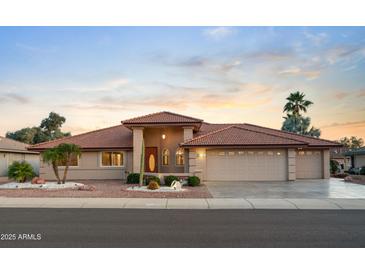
[145,147,158,172]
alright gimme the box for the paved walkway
[1,197,365,209]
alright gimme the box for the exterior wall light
[162,134,166,140]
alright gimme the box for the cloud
[203,27,236,40]
[357,89,365,97]
[0,93,30,104]
[321,120,365,129]
[334,92,350,100]
[278,67,321,80]
[325,45,365,65]
[304,31,328,46]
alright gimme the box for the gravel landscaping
[0,182,84,189]
[0,180,212,198]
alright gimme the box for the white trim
[99,151,126,168]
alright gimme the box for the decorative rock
[36,178,46,184]
[31,177,39,184]
[77,185,96,191]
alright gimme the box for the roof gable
[122,111,203,125]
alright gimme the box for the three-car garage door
[206,149,287,181]
[296,150,323,179]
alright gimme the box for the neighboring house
[0,136,40,178]
[29,111,341,182]
[344,147,365,169]
[330,147,352,172]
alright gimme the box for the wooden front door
[145,147,158,172]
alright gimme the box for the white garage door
[206,149,287,181]
[296,150,322,179]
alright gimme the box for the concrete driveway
[206,178,365,199]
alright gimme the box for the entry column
[132,127,144,173]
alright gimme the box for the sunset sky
[0,26,364,140]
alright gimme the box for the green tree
[57,143,81,184]
[6,112,71,145]
[42,148,63,184]
[281,91,320,137]
[42,143,81,184]
[338,136,364,149]
[282,115,321,137]
[283,91,313,117]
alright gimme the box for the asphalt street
[1,208,365,247]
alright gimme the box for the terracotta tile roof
[0,136,39,154]
[182,125,307,147]
[122,111,203,125]
[29,112,341,151]
[29,125,133,151]
[241,124,341,147]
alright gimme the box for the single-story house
[330,147,352,172]
[344,147,365,169]
[29,111,341,182]
[0,136,40,179]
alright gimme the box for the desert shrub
[330,160,339,174]
[164,175,179,186]
[8,161,35,183]
[144,175,160,185]
[360,167,365,176]
[127,173,140,184]
[187,176,200,187]
[147,181,160,190]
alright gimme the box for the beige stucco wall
[143,127,185,173]
[39,151,132,180]
[188,147,331,181]
[288,148,296,181]
[354,155,365,168]
[0,152,40,177]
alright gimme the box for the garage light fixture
[162,134,166,140]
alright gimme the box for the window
[258,151,264,155]
[218,151,225,156]
[248,151,254,155]
[162,149,169,165]
[58,154,79,167]
[175,148,184,165]
[238,151,244,155]
[228,151,235,156]
[276,152,281,156]
[298,151,305,156]
[306,151,313,155]
[101,152,124,167]
[267,151,274,156]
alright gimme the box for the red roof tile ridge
[182,125,236,144]
[233,125,308,144]
[29,124,125,149]
[184,125,309,145]
[122,111,203,123]
[243,123,341,145]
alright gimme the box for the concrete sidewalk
[1,197,365,209]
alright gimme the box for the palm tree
[57,143,81,184]
[283,91,313,117]
[42,148,62,184]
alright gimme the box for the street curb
[1,198,365,210]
